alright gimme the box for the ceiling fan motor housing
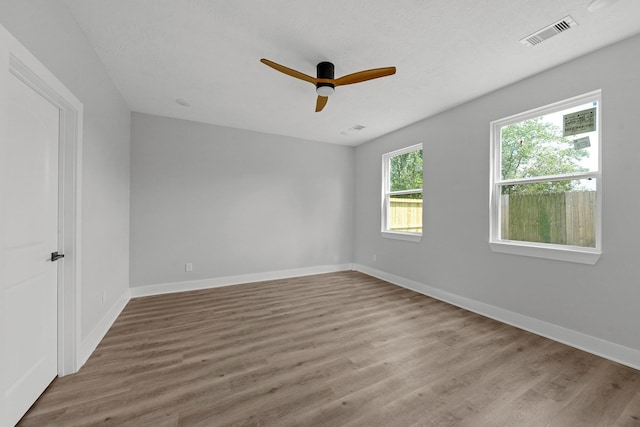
[316,61,335,96]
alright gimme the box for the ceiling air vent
[340,124,366,136]
[520,16,578,47]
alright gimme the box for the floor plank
[17,271,640,426]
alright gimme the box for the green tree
[501,118,588,194]
[391,149,423,198]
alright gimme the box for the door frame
[1,24,83,378]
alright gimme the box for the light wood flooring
[18,271,640,426]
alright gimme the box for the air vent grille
[341,124,366,136]
[520,16,578,47]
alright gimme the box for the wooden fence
[389,198,423,233]
[388,192,595,245]
[501,191,596,247]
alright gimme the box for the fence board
[565,192,596,247]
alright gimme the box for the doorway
[1,24,83,426]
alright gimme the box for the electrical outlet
[372,254,377,262]
[101,291,106,304]
[185,262,193,272]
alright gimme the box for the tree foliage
[390,149,423,199]
[501,118,588,194]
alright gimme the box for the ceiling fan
[260,58,396,112]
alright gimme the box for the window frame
[381,143,423,242]
[489,90,602,264]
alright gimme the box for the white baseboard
[353,263,640,371]
[79,289,131,367]
[129,264,354,298]
[86,264,640,372]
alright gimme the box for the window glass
[390,150,423,191]
[500,178,596,248]
[388,193,423,233]
[500,101,598,180]
[383,144,423,239]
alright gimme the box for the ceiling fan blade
[315,95,329,112]
[260,58,317,85]
[334,66,396,86]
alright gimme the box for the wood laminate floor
[18,271,640,426]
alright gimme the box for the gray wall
[355,34,640,352]
[130,113,354,287]
[0,1,131,342]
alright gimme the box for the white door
[2,70,60,425]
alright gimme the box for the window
[382,144,423,241]
[490,90,601,264]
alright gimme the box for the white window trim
[489,90,602,264]
[382,143,423,242]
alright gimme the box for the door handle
[51,251,65,262]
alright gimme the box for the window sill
[382,231,422,242]
[489,241,601,264]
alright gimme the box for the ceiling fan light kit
[260,58,396,112]
[315,62,335,96]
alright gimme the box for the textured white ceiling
[63,0,640,146]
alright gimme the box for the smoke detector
[520,16,578,47]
